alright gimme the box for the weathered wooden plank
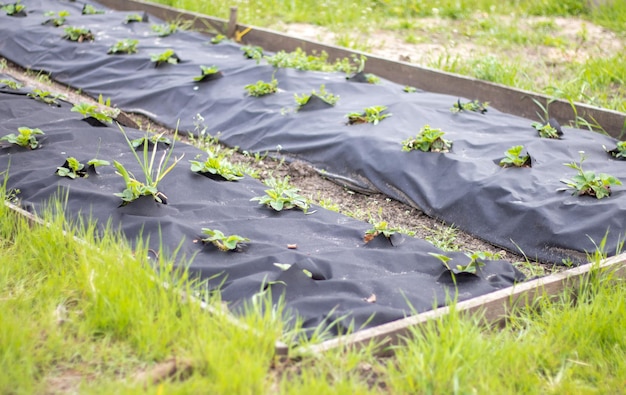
[98,0,626,138]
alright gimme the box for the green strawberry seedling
[364,220,399,244]
[200,228,249,251]
[402,125,452,153]
[71,102,114,124]
[532,121,560,139]
[43,10,70,27]
[430,251,502,285]
[451,99,489,114]
[82,4,104,15]
[245,78,278,97]
[113,128,183,205]
[210,34,226,44]
[0,79,22,90]
[63,26,94,42]
[251,177,309,212]
[605,141,626,159]
[151,49,179,66]
[56,157,108,179]
[2,1,25,16]
[193,65,221,82]
[189,151,243,181]
[560,153,621,199]
[294,84,339,109]
[1,127,44,149]
[27,89,63,106]
[124,13,146,24]
[499,145,531,168]
[346,105,391,125]
[403,86,417,93]
[108,39,138,55]
[241,45,264,62]
[151,20,191,37]
[130,134,172,149]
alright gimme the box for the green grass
[2,185,626,392]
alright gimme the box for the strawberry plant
[0,79,22,90]
[403,86,417,93]
[241,45,264,62]
[560,153,621,199]
[532,119,562,139]
[245,78,278,97]
[451,99,489,114]
[251,177,309,212]
[56,157,108,179]
[210,34,226,44]
[82,4,104,15]
[151,49,179,67]
[430,251,501,284]
[124,13,147,24]
[151,20,191,37]
[1,127,44,149]
[402,125,452,153]
[364,220,399,244]
[193,65,221,82]
[130,134,171,149]
[108,39,138,55]
[346,105,391,125]
[113,129,183,205]
[27,89,63,106]
[499,145,531,168]
[364,73,380,84]
[605,141,626,159]
[63,26,94,42]
[43,10,70,27]
[71,102,114,124]
[294,84,339,109]
[200,228,249,251]
[189,151,243,181]
[2,1,25,16]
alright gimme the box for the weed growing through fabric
[242,45,264,62]
[1,0,24,16]
[108,39,139,55]
[560,152,621,199]
[245,77,278,97]
[193,65,221,82]
[425,223,459,251]
[451,99,489,114]
[63,26,94,42]
[402,125,452,153]
[346,105,391,125]
[150,49,179,66]
[27,88,63,106]
[499,145,531,168]
[294,84,339,108]
[0,78,22,90]
[251,177,309,212]
[71,102,114,124]
[43,10,69,27]
[81,4,104,15]
[0,126,44,149]
[189,151,244,181]
[113,127,183,205]
[364,220,399,244]
[199,228,249,251]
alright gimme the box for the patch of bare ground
[1,57,554,279]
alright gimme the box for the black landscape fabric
[0,84,523,335]
[1,0,625,265]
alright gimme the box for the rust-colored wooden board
[99,0,626,138]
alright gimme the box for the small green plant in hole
[82,4,104,15]
[124,13,145,23]
[151,20,191,37]
[294,84,339,108]
[189,151,243,181]
[403,86,417,93]
[532,121,560,139]
[130,134,172,149]
[0,79,22,90]
[430,251,502,284]
[604,141,626,159]
[71,102,114,124]
[27,89,63,106]
[193,65,220,82]
[402,125,452,153]
[365,73,380,84]
[199,228,249,251]
[245,78,278,97]
[63,26,94,42]
[2,1,25,16]
[113,128,184,205]
[151,49,178,66]
[241,45,264,62]
[56,157,102,179]
[1,126,44,149]
[108,39,138,54]
[499,145,531,168]
[364,220,399,244]
[346,105,391,125]
[560,152,621,199]
[451,99,489,114]
[210,34,226,44]
[43,10,70,27]
[251,177,309,212]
